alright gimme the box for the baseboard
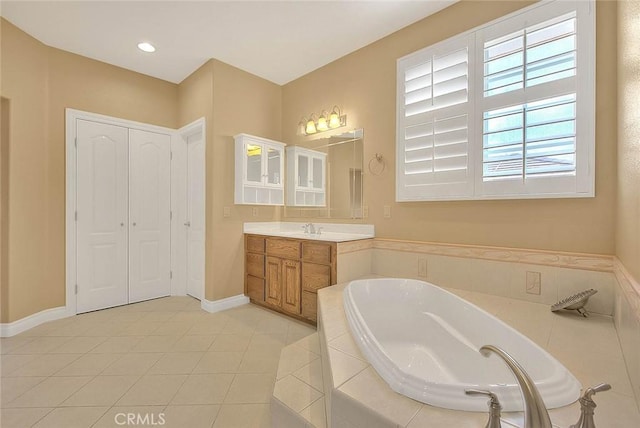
[201,294,250,313]
[0,306,73,337]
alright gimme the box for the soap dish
[551,289,597,317]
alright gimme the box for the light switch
[383,205,391,218]
[223,206,231,217]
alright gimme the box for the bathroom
[1,0,639,427]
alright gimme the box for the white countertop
[243,222,374,242]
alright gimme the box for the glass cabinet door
[298,155,309,188]
[266,147,281,185]
[312,157,324,189]
[245,143,263,184]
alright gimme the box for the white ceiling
[1,1,456,85]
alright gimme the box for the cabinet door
[281,259,301,315]
[297,153,310,188]
[311,155,325,190]
[245,141,264,185]
[265,145,283,187]
[265,256,282,307]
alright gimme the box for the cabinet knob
[184,221,191,227]
[132,222,137,226]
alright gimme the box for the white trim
[201,294,250,313]
[0,306,73,337]
[65,108,186,316]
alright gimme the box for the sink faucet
[480,345,552,428]
[302,223,316,234]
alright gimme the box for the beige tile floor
[0,297,316,428]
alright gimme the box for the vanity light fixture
[137,42,156,53]
[300,106,347,135]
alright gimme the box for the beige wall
[178,59,281,301]
[0,19,178,322]
[616,0,640,282]
[282,0,617,255]
[1,20,52,323]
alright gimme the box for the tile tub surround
[243,222,375,242]
[271,333,326,428]
[613,259,640,409]
[317,283,640,428]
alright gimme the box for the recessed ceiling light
[137,42,156,53]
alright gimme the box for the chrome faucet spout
[480,345,552,428]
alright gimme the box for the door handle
[184,221,191,227]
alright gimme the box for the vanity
[243,222,374,324]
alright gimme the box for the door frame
[65,108,182,315]
[171,118,206,300]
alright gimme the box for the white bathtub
[343,278,581,412]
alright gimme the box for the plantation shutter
[396,34,475,201]
[395,0,594,201]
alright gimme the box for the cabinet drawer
[302,242,333,265]
[246,253,265,277]
[301,291,317,322]
[246,275,265,302]
[302,263,332,292]
[246,235,265,253]
[266,238,301,259]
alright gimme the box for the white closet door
[76,119,129,313]
[186,134,205,300]
[128,129,171,303]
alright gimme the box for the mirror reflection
[284,129,363,219]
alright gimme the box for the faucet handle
[570,383,611,428]
[583,383,611,399]
[316,227,323,235]
[465,389,502,428]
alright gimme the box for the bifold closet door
[76,120,129,313]
[128,129,171,303]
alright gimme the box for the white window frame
[396,0,595,202]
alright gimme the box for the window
[396,0,594,201]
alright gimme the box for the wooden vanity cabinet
[245,235,266,302]
[244,234,336,324]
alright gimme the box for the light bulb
[305,119,317,134]
[317,114,329,131]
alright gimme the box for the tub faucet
[480,345,552,428]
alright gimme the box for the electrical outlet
[418,257,428,278]
[383,205,391,218]
[252,207,259,217]
[363,206,369,218]
[223,206,231,217]
[526,271,541,295]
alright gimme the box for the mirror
[284,129,363,219]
